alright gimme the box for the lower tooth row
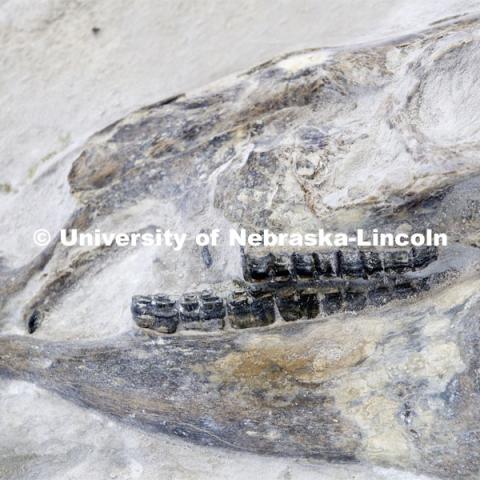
[131,277,429,334]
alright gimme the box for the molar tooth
[245,254,273,281]
[131,295,154,316]
[314,251,338,277]
[179,291,225,331]
[151,294,179,333]
[299,291,320,318]
[131,294,179,333]
[131,295,157,329]
[179,292,201,325]
[321,290,343,315]
[383,249,411,272]
[291,253,316,278]
[228,290,275,329]
[272,254,292,282]
[250,292,276,326]
[392,279,417,299]
[276,290,303,322]
[275,287,321,320]
[199,290,226,330]
[227,290,252,329]
[339,250,365,278]
[179,292,200,311]
[361,250,383,275]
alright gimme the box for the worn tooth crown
[247,254,273,281]
[244,247,438,282]
[239,292,275,329]
[131,294,179,333]
[227,289,275,330]
[131,247,440,334]
[179,293,200,325]
[322,291,344,314]
[383,250,411,272]
[361,250,383,275]
[314,251,337,277]
[339,250,364,277]
[200,291,225,322]
[272,254,291,281]
[177,290,226,331]
[180,293,199,312]
[292,253,316,278]
[276,289,320,321]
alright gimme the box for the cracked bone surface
[2,6,480,480]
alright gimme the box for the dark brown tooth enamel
[383,249,412,272]
[245,254,273,281]
[321,291,344,315]
[179,293,200,321]
[314,251,338,277]
[292,253,316,278]
[199,290,226,329]
[131,294,179,333]
[361,250,383,275]
[228,290,275,329]
[299,291,321,318]
[272,254,292,282]
[276,289,320,322]
[339,250,365,278]
[276,290,303,321]
[226,290,250,327]
[179,291,225,331]
[250,292,276,326]
[132,248,442,334]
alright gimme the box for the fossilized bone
[1,15,480,480]
[131,246,442,333]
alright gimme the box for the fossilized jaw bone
[0,274,479,479]
[0,327,364,461]
[130,246,449,334]
[4,16,480,340]
[1,16,480,480]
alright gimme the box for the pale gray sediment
[1,14,480,480]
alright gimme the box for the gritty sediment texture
[1,15,480,480]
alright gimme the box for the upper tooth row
[244,246,437,281]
